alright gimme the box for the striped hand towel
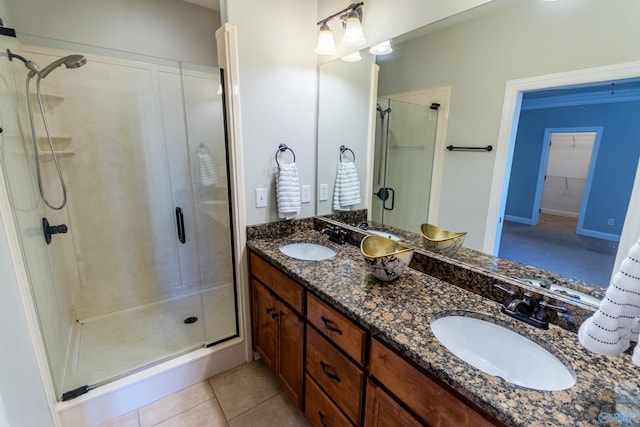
[276,163,301,220]
[333,162,361,211]
[198,150,217,187]
[578,239,640,367]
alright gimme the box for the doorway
[486,65,640,288]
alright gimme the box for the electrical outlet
[608,218,615,226]
[301,185,311,203]
[319,184,329,201]
[255,188,268,208]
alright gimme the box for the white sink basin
[280,243,336,261]
[367,229,402,241]
[430,315,575,391]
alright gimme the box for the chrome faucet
[494,284,567,330]
[320,226,347,245]
[355,221,368,230]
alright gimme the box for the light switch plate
[301,185,311,203]
[255,188,268,207]
[319,184,328,201]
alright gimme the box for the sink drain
[184,316,198,324]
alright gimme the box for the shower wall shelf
[29,93,65,107]
[37,136,72,150]
[39,151,74,162]
[201,200,226,206]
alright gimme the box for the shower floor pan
[62,284,236,396]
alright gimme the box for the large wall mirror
[316,0,640,307]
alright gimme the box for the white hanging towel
[578,239,640,367]
[198,149,217,187]
[333,161,361,211]
[276,162,301,220]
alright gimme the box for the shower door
[372,98,438,231]
[0,42,237,400]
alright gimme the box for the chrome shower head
[38,54,87,79]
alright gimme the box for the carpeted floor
[498,214,618,288]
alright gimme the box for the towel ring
[339,145,355,162]
[275,143,296,169]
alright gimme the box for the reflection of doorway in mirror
[540,131,596,233]
[497,77,640,287]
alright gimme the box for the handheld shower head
[7,49,41,75]
[38,54,87,79]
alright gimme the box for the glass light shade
[341,51,362,62]
[369,40,393,55]
[314,23,337,55]
[342,12,366,47]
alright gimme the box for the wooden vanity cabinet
[364,379,422,427]
[249,253,304,408]
[249,251,504,426]
[368,338,500,427]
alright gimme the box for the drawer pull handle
[318,411,329,427]
[271,312,278,319]
[320,361,341,382]
[321,316,343,335]
[266,307,273,313]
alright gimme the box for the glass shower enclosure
[0,38,238,400]
[372,97,439,231]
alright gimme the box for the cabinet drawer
[250,252,303,314]
[305,374,354,427]
[307,293,367,366]
[369,338,497,427]
[306,326,364,425]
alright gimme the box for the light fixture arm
[317,2,364,26]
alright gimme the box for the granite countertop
[247,229,640,427]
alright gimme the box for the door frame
[530,127,603,229]
[484,60,640,258]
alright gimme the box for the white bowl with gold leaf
[420,224,466,256]
[360,235,414,282]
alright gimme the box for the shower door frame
[371,86,451,228]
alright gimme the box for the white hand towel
[333,162,361,211]
[198,150,217,187]
[276,163,301,220]
[578,239,640,366]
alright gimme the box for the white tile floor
[98,360,310,427]
[64,285,237,393]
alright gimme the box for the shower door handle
[375,187,395,211]
[175,207,186,244]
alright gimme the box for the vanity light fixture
[315,2,366,55]
[342,8,366,47]
[369,40,393,55]
[314,22,337,55]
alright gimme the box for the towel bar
[446,145,493,152]
[275,143,296,169]
[339,145,355,162]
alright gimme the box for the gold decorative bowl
[420,224,466,256]
[360,235,415,282]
